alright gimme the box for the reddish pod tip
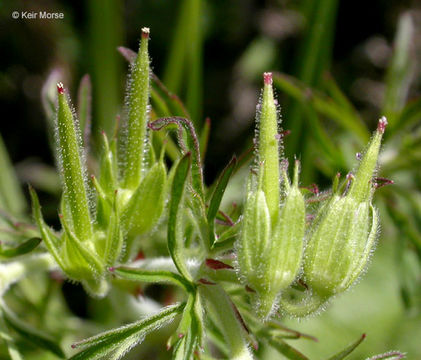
[57,82,64,94]
[377,116,388,134]
[141,27,150,39]
[263,72,273,85]
[198,278,216,285]
[205,258,234,270]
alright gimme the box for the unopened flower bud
[237,74,305,319]
[286,117,387,316]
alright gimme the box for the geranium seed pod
[299,117,387,314]
[237,73,305,319]
[56,83,93,242]
[237,188,271,296]
[258,72,281,223]
[122,27,151,190]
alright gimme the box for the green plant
[0,24,408,360]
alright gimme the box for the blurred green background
[1,0,421,359]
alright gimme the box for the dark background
[0,0,417,180]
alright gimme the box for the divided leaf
[70,303,184,360]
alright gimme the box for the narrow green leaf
[160,0,203,125]
[199,117,211,161]
[322,73,358,116]
[385,200,421,254]
[150,117,209,249]
[167,153,193,281]
[151,87,172,117]
[98,132,118,198]
[185,0,203,126]
[0,237,41,258]
[149,117,204,200]
[205,317,230,357]
[151,73,191,119]
[163,0,189,92]
[273,73,369,142]
[0,133,26,215]
[103,191,123,266]
[267,336,309,360]
[92,175,112,230]
[326,333,366,360]
[16,162,61,195]
[382,13,415,127]
[284,0,339,161]
[208,156,236,248]
[1,301,65,358]
[41,69,63,149]
[302,105,346,172]
[70,303,184,360]
[391,96,421,135]
[152,130,180,162]
[88,0,123,137]
[123,162,167,236]
[29,187,66,270]
[111,266,192,291]
[210,218,242,254]
[121,28,151,190]
[56,83,93,241]
[117,46,136,64]
[77,74,92,148]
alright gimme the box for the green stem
[199,285,253,360]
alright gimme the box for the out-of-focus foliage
[0,0,420,359]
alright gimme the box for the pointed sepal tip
[263,72,273,85]
[57,82,64,94]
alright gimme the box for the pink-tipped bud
[377,116,388,134]
[141,27,150,39]
[263,72,273,85]
[57,82,64,94]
